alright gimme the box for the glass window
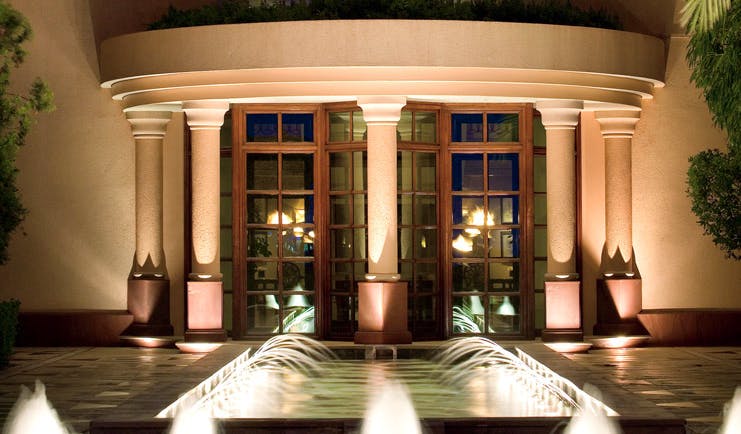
[488,154,519,191]
[533,115,546,148]
[452,154,484,191]
[282,113,313,142]
[247,113,278,142]
[329,112,350,142]
[282,154,313,190]
[246,154,278,190]
[398,111,413,142]
[451,113,484,142]
[487,113,519,142]
[415,112,437,143]
[352,111,367,142]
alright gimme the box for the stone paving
[0,342,739,433]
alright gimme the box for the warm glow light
[603,273,614,277]
[544,342,592,353]
[265,294,280,310]
[464,228,481,235]
[452,234,473,252]
[590,335,649,349]
[625,272,635,277]
[293,227,304,238]
[470,296,485,315]
[555,274,571,279]
[121,336,176,348]
[175,342,223,353]
[197,274,212,279]
[496,296,516,316]
[267,211,293,225]
[467,207,495,226]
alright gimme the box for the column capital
[357,96,407,124]
[535,100,583,129]
[183,100,230,130]
[126,111,172,139]
[594,110,641,138]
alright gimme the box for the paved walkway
[0,342,739,433]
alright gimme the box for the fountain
[719,387,741,434]
[2,380,73,434]
[360,380,422,434]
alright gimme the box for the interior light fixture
[452,234,473,252]
[496,296,516,316]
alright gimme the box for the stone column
[123,111,174,340]
[593,110,646,336]
[183,100,229,344]
[354,96,412,344]
[535,100,583,342]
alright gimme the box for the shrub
[0,299,20,366]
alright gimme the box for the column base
[593,277,647,336]
[354,281,412,345]
[542,328,584,343]
[123,278,173,338]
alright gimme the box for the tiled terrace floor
[0,342,739,433]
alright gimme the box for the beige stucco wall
[0,0,185,333]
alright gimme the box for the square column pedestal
[354,281,412,344]
[542,280,583,342]
[123,278,174,337]
[185,281,227,342]
[593,278,647,336]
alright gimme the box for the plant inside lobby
[684,0,740,260]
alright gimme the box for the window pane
[282,113,313,142]
[534,156,547,192]
[220,157,232,194]
[487,113,519,142]
[534,260,547,290]
[284,228,315,257]
[282,294,315,333]
[488,153,519,191]
[282,154,313,190]
[221,260,233,291]
[329,112,350,142]
[414,196,436,225]
[452,196,485,225]
[330,229,353,259]
[246,195,278,224]
[533,115,546,148]
[398,194,412,225]
[353,194,366,224]
[451,113,483,142]
[220,196,232,225]
[247,113,278,142]
[220,227,233,258]
[452,154,483,191]
[535,292,545,329]
[247,154,278,190]
[330,152,351,191]
[246,261,278,291]
[452,263,484,292]
[282,195,313,224]
[353,111,367,142]
[415,296,436,321]
[398,151,413,191]
[535,194,547,225]
[453,296,483,333]
[400,262,413,282]
[489,195,519,225]
[246,294,279,334]
[488,229,520,258]
[415,263,437,293]
[416,152,436,192]
[452,228,484,258]
[488,262,518,291]
[535,227,548,257]
[399,228,413,260]
[353,151,367,190]
[489,295,519,333]
[354,228,367,259]
[398,111,413,142]
[415,229,436,259]
[354,262,367,281]
[282,262,314,291]
[331,295,353,321]
[330,195,351,225]
[415,112,437,143]
[331,262,353,292]
[246,229,277,258]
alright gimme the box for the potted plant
[0,299,20,366]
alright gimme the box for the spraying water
[563,384,621,434]
[719,387,741,434]
[2,380,73,434]
[360,380,422,434]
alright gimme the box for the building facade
[1,0,739,345]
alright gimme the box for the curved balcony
[100,20,665,110]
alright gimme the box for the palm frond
[681,0,731,33]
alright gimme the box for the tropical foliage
[684,0,740,260]
[0,299,20,366]
[149,0,620,30]
[0,1,54,264]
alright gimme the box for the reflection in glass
[415,263,437,292]
[245,189,283,225]
[220,157,232,194]
[398,111,413,142]
[331,296,352,321]
[488,154,519,191]
[247,113,278,142]
[414,196,436,225]
[415,229,436,259]
[400,261,413,282]
[353,194,366,224]
[330,152,351,191]
[452,229,484,258]
[415,112,437,143]
[330,195,350,225]
[399,227,413,260]
[282,262,314,291]
[535,195,547,225]
[451,113,484,142]
[281,113,313,142]
[398,194,412,225]
[452,154,483,191]
[246,295,279,334]
[416,152,436,192]
[453,296,483,333]
[282,294,315,333]
[489,295,519,333]
[331,263,353,291]
[282,154,313,190]
[489,196,519,225]
[282,195,313,224]
[246,229,277,257]
[415,296,436,321]
[330,229,353,259]
[354,228,366,259]
[352,111,367,141]
[488,262,517,291]
[329,112,350,142]
[488,229,519,258]
[534,260,546,290]
[247,154,278,190]
[487,113,519,142]
[535,227,548,257]
[452,196,485,225]
[452,262,484,292]
[283,228,314,257]
[246,262,278,291]
[353,151,367,190]
[354,262,367,281]
[398,151,413,191]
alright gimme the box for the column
[535,100,583,342]
[123,111,174,340]
[354,96,412,344]
[183,100,229,345]
[593,110,646,336]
